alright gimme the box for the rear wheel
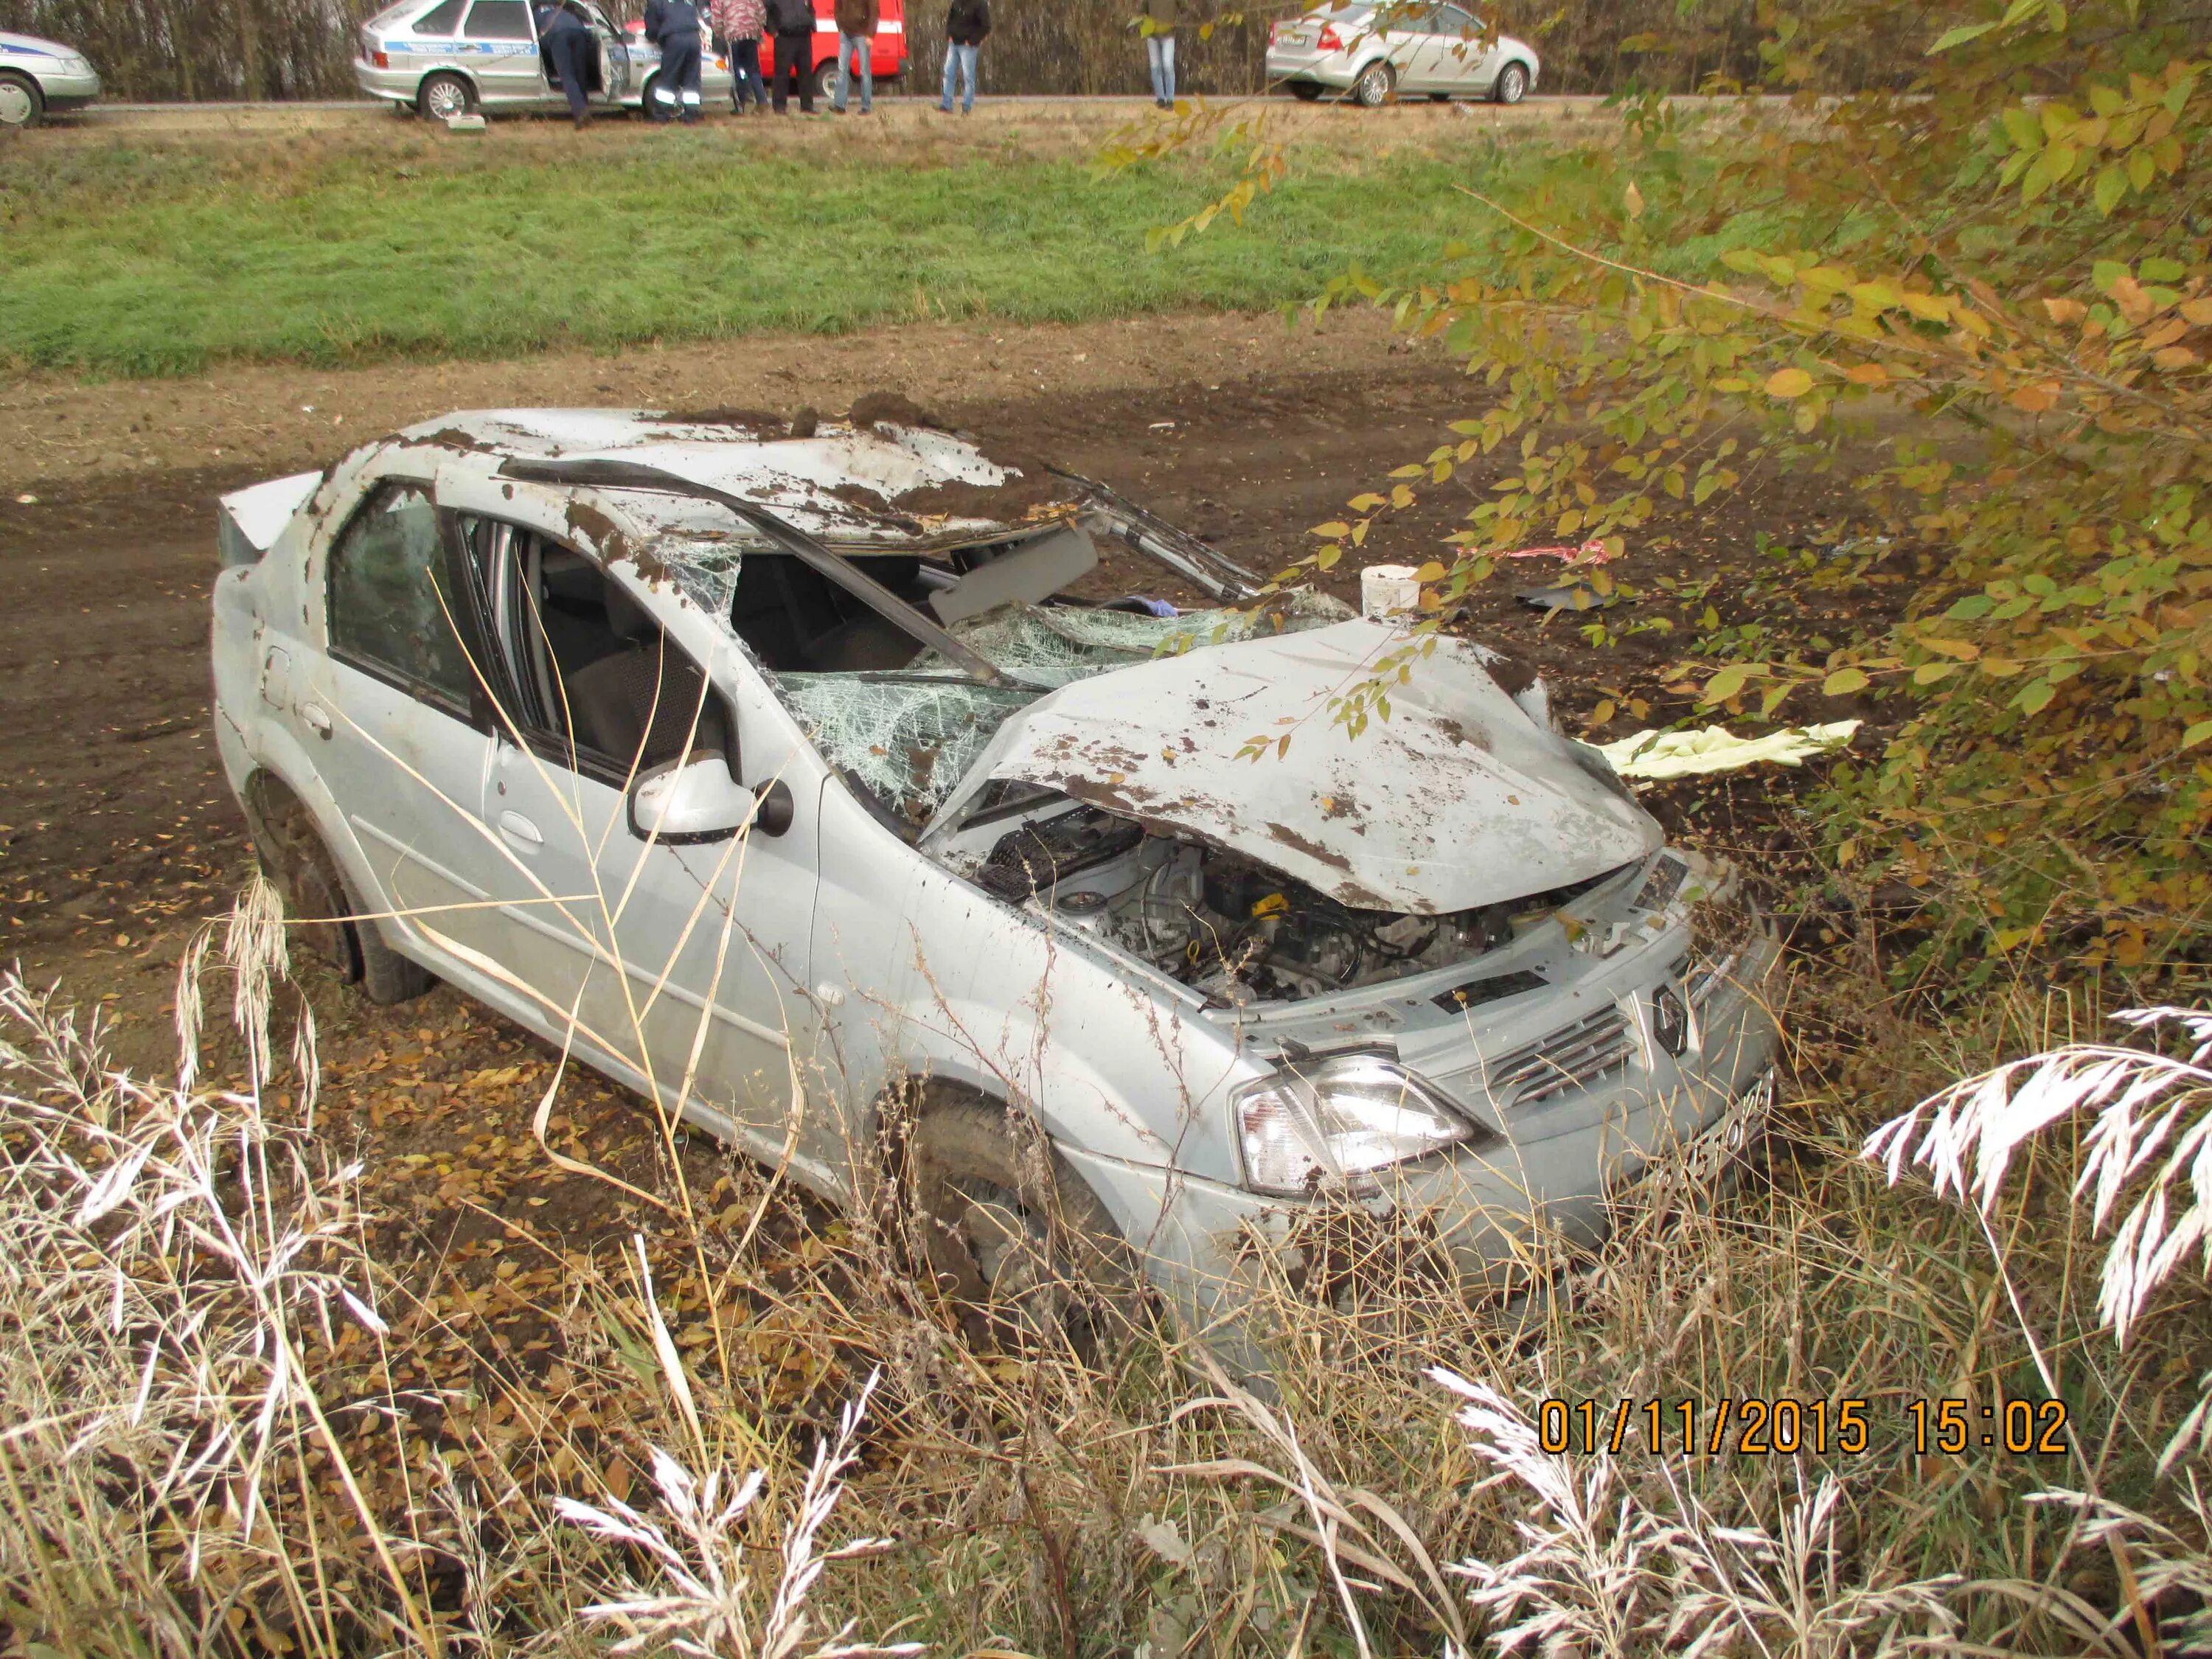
[243,774,433,1006]
[1427,91,1450,102]
[1492,61,1528,103]
[0,71,44,129]
[1288,80,1323,101]
[417,70,476,119]
[889,1091,1140,1354]
[1352,59,1394,107]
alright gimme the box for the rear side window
[326,482,477,709]
[411,0,467,32]
[465,0,534,37]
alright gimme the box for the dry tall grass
[4,886,2210,1656]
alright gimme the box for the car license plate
[1611,1068,1775,1206]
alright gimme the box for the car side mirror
[628,751,754,843]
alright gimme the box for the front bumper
[37,66,100,104]
[1063,930,1784,1359]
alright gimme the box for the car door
[1377,2,1440,91]
[434,470,839,1181]
[303,473,517,978]
[458,0,547,104]
[582,0,630,101]
[1429,4,1488,93]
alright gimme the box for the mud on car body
[209,407,1781,1357]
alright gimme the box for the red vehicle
[624,0,905,104]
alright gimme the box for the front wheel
[1352,59,1394,107]
[1492,61,1528,104]
[889,1092,1141,1354]
[417,70,476,119]
[0,70,45,129]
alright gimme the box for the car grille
[1479,1005,1638,1109]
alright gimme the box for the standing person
[1138,0,1179,108]
[830,0,877,114]
[644,0,706,122]
[535,0,596,126]
[939,0,987,114]
[710,0,767,111]
[764,0,815,114]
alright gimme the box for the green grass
[0,131,1519,378]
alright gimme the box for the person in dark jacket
[764,0,815,113]
[939,0,987,113]
[643,0,705,122]
[535,0,597,125]
[830,0,878,113]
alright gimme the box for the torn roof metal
[394,408,1080,550]
[218,470,325,552]
[930,619,1663,914]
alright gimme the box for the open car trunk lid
[936,619,1661,914]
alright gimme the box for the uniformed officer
[535,0,597,127]
[643,0,706,122]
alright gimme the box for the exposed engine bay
[964,799,1570,1006]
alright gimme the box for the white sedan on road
[0,29,101,128]
[1267,1,1537,107]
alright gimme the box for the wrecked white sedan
[210,406,1780,1350]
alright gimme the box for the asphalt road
[58,90,1624,129]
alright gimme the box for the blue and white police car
[0,30,101,128]
[354,0,660,119]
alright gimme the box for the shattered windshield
[782,595,1353,822]
[650,525,1351,824]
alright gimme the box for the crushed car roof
[392,406,1086,550]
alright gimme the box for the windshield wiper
[1051,467,1264,601]
[498,456,1006,686]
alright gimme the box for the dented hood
[950,619,1661,914]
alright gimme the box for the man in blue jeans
[939,0,988,112]
[831,0,877,112]
[1138,0,1179,108]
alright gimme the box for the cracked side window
[326,481,476,711]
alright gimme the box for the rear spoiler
[217,470,324,566]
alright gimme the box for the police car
[355,0,645,119]
[0,30,101,129]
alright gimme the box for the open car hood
[942,619,1662,914]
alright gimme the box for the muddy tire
[242,774,433,1006]
[888,1088,1140,1353]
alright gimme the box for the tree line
[0,0,1822,105]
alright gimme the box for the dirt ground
[0,305,1878,1277]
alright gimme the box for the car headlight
[1234,1051,1483,1197]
